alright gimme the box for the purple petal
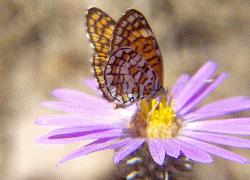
[181,131,250,148]
[42,101,114,114]
[59,138,131,164]
[172,74,190,98]
[84,79,98,91]
[195,96,249,112]
[178,136,249,164]
[163,140,180,158]
[114,138,145,163]
[179,72,228,115]
[35,114,124,127]
[183,118,250,135]
[85,138,114,146]
[184,97,250,121]
[49,128,125,139]
[148,139,165,165]
[36,127,126,144]
[124,104,137,115]
[52,89,107,105]
[48,126,110,136]
[174,139,213,163]
[174,61,218,112]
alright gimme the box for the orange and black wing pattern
[86,8,164,106]
[86,7,115,101]
[111,9,164,86]
[104,47,161,105]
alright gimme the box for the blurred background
[0,0,249,179]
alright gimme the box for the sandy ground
[0,0,249,179]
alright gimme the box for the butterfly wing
[86,7,115,101]
[111,9,164,85]
[104,47,161,105]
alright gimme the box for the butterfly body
[86,8,164,106]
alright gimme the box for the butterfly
[86,7,164,107]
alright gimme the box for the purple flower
[35,61,250,165]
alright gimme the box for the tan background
[0,0,250,179]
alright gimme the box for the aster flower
[36,61,250,169]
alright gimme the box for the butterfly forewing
[104,47,161,105]
[111,9,164,85]
[86,7,116,101]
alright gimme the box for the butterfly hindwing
[111,9,164,85]
[104,47,161,105]
[86,7,116,101]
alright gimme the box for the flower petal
[184,97,250,121]
[84,79,98,91]
[179,72,228,115]
[59,138,131,164]
[52,89,107,105]
[181,131,250,148]
[172,74,190,98]
[178,136,249,164]
[174,61,217,112]
[164,140,180,158]
[36,127,126,144]
[174,139,213,163]
[148,139,165,165]
[183,118,250,135]
[35,114,124,127]
[42,101,114,114]
[114,138,145,163]
[195,96,249,112]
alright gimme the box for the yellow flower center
[130,96,181,139]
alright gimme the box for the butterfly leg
[114,102,133,109]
